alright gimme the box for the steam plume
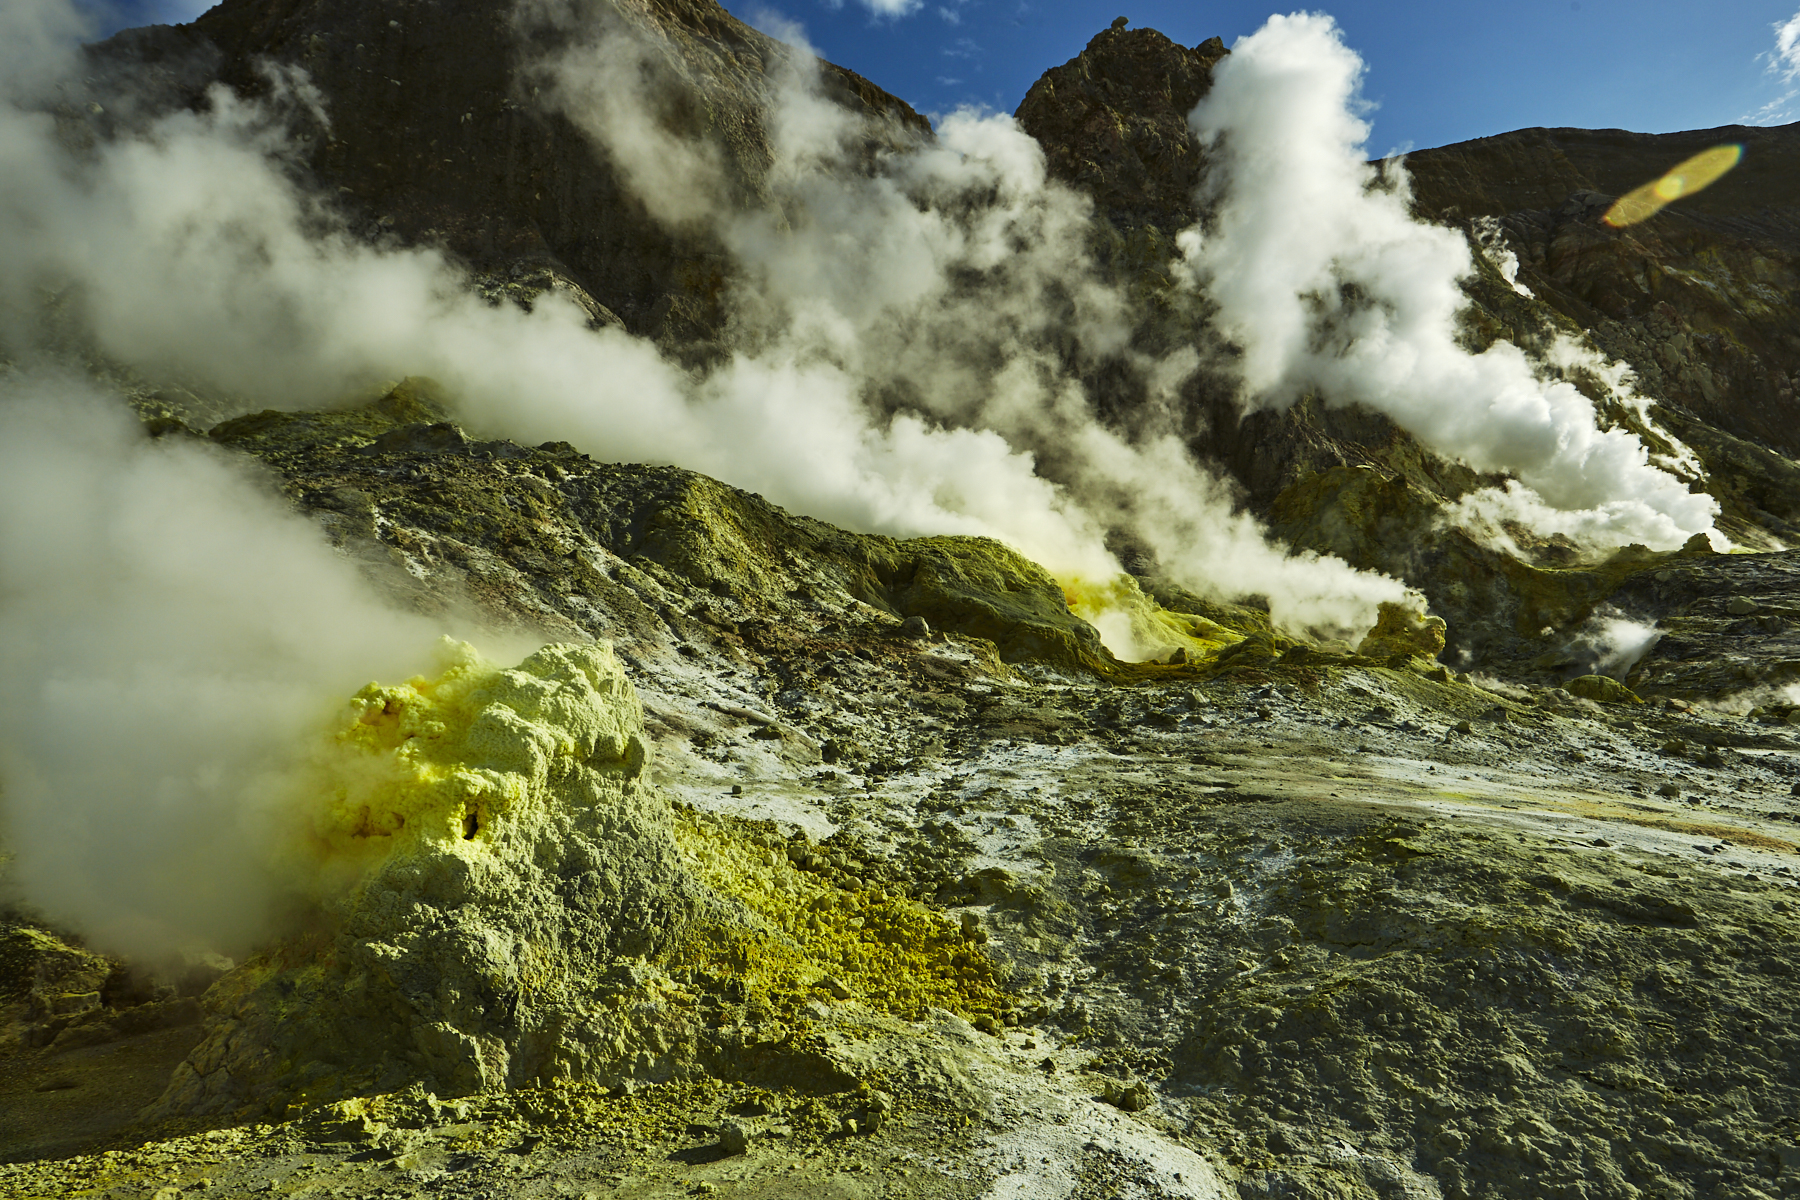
[0,0,1437,963]
[0,371,442,958]
[1180,13,1719,553]
[535,16,1410,641]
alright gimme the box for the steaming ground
[0,373,449,959]
[2,0,1411,658]
[0,0,1720,654]
[6,536,1797,1196]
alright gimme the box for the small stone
[841,1117,860,1135]
[1486,707,1510,724]
[972,1014,1002,1035]
[1167,647,1188,665]
[1591,838,1610,847]
[1726,596,1759,616]
[1453,719,1473,734]
[1660,739,1688,756]
[730,783,743,795]
[718,1120,751,1156]
[1656,782,1681,798]
[899,615,931,639]
[818,975,853,1001]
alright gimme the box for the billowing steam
[0,371,443,959]
[3,0,1724,959]
[2,0,1412,647]
[532,13,1410,640]
[0,0,1415,956]
[1179,12,1719,553]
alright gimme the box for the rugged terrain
[3,5,1800,1200]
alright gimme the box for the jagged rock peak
[1014,23,1226,229]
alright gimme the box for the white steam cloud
[1180,13,1719,553]
[0,371,443,959]
[536,16,1409,641]
[0,0,1419,955]
[1561,607,1661,681]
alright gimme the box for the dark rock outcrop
[1406,123,1800,457]
[87,0,928,350]
[209,386,1118,675]
[1014,23,1224,230]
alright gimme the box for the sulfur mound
[151,641,708,1119]
[148,641,1007,1124]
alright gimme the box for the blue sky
[98,0,1800,151]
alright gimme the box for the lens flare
[1602,144,1743,227]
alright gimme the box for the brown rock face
[90,0,927,348]
[1404,124,1800,457]
[1013,24,1224,229]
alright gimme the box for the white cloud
[858,0,922,18]
[1774,10,1800,79]
[1747,9,1800,124]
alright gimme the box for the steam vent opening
[461,811,478,840]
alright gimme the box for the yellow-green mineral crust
[150,641,1003,1123]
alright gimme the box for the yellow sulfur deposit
[672,813,1009,1025]
[1063,574,1242,664]
[298,637,648,890]
[152,640,1015,1123]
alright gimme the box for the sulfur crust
[671,812,1009,1025]
[152,639,1016,1123]
[299,639,1008,1027]
[296,636,647,887]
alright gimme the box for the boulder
[1562,674,1643,705]
[1356,602,1448,662]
